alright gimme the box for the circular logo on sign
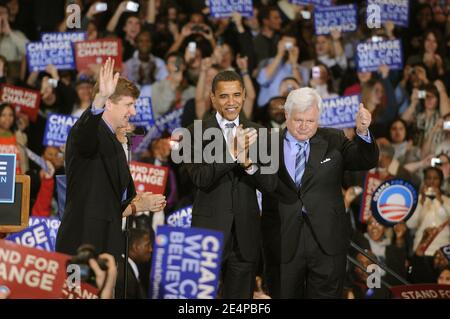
[156,234,168,246]
[371,179,418,227]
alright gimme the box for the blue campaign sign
[41,31,87,43]
[130,97,155,127]
[55,175,66,220]
[42,113,78,147]
[26,41,76,72]
[208,0,253,18]
[167,206,193,228]
[150,226,224,299]
[320,95,360,129]
[290,0,332,6]
[28,217,61,251]
[6,223,53,251]
[371,179,418,227]
[356,39,403,72]
[0,154,16,203]
[367,0,409,27]
[314,4,357,35]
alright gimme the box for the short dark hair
[211,71,244,94]
[424,166,444,186]
[129,228,151,249]
[257,6,278,26]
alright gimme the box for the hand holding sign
[93,58,120,108]
[355,103,371,136]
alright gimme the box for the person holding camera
[256,34,304,107]
[56,58,166,260]
[406,166,450,257]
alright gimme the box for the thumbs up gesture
[355,103,372,136]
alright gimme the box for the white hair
[284,87,323,117]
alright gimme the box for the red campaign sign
[130,161,169,194]
[391,284,450,299]
[359,172,383,224]
[0,239,70,299]
[0,84,41,122]
[74,38,123,73]
[61,281,99,299]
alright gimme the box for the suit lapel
[301,131,328,190]
[99,121,130,201]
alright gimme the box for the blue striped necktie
[295,142,307,188]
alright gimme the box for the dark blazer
[265,128,379,262]
[56,108,136,259]
[115,258,146,299]
[184,114,278,262]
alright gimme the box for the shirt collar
[102,118,115,134]
[215,112,239,130]
[285,130,309,147]
[122,254,140,279]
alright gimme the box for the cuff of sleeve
[357,130,372,143]
[91,107,105,115]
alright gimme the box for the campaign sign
[129,97,155,127]
[167,206,193,228]
[0,154,16,203]
[367,0,409,27]
[41,31,87,43]
[26,41,75,72]
[0,239,70,299]
[130,161,169,194]
[440,245,450,263]
[320,95,360,129]
[0,84,41,122]
[356,39,403,72]
[290,0,332,6]
[55,175,66,220]
[371,179,418,227]
[208,0,253,18]
[74,38,122,73]
[42,113,78,147]
[314,4,357,35]
[61,281,99,299]
[29,217,61,251]
[135,109,184,154]
[6,223,53,252]
[391,284,450,299]
[360,172,383,223]
[150,226,224,299]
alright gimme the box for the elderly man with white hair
[262,87,379,298]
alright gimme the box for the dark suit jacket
[184,114,278,262]
[265,128,379,262]
[115,258,146,299]
[56,108,136,259]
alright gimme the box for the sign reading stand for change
[0,84,41,122]
[150,226,224,299]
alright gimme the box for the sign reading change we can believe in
[367,0,409,27]
[314,4,357,35]
[356,39,403,72]
[320,95,360,129]
[150,226,223,299]
[371,179,418,227]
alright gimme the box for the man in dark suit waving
[56,58,166,259]
[184,71,278,298]
[265,87,378,298]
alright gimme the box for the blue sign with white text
[6,223,53,251]
[43,113,79,147]
[290,0,332,7]
[320,95,360,129]
[167,206,192,228]
[441,245,450,263]
[314,4,357,35]
[41,32,87,43]
[130,97,155,127]
[356,39,403,72]
[208,0,253,18]
[150,226,224,299]
[26,41,76,72]
[367,0,409,27]
[28,216,61,251]
[0,154,16,203]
